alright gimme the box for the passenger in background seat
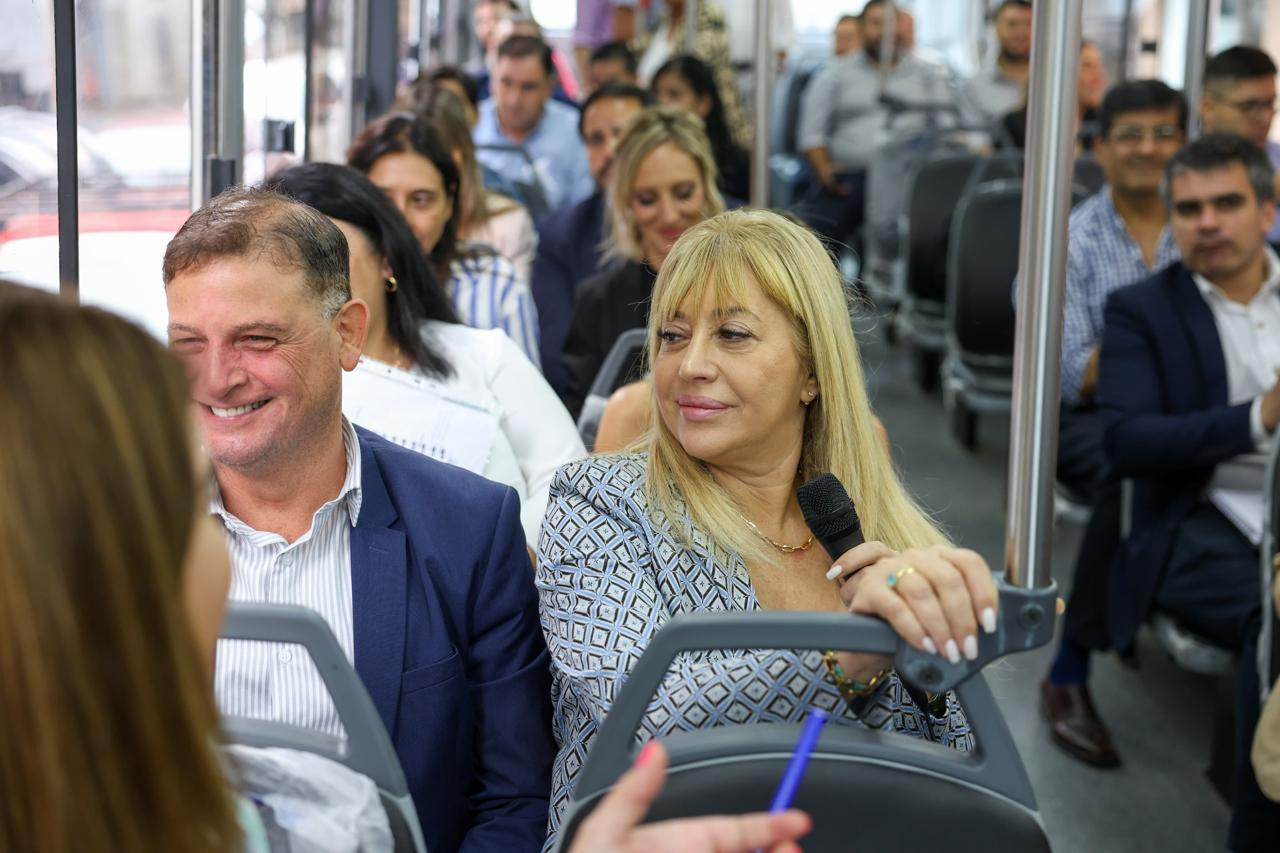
[474,35,594,212]
[1098,134,1280,851]
[994,39,1107,152]
[350,111,541,367]
[401,64,481,129]
[561,106,726,418]
[0,284,265,852]
[162,190,556,853]
[1038,80,1187,769]
[652,54,751,201]
[1201,45,1280,242]
[532,82,652,395]
[633,0,749,149]
[467,0,519,78]
[795,0,952,248]
[960,0,1031,126]
[587,40,639,92]
[412,85,539,284]
[832,14,861,58]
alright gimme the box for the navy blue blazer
[350,427,555,852]
[1096,262,1257,650]
[532,190,609,396]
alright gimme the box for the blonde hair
[604,105,726,265]
[642,210,948,566]
[0,284,239,852]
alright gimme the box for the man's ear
[1261,191,1278,238]
[335,299,370,371]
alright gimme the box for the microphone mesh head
[797,473,855,537]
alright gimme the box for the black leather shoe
[1040,679,1121,768]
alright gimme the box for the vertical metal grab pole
[441,0,460,65]
[1183,0,1215,141]
[749,0,769,207]
[1004,0,1083,590]
[304,0,317,162]
[52,0,78,298]
[347,0,370,144]
[192,0,244,206]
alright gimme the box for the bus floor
[856,312,1232,852]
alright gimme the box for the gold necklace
[741,516,814,553]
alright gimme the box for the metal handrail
[749,0,770,207]
[1183,0,1215,141]
[1004,0,1082,590]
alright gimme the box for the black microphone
[797,473,864,564]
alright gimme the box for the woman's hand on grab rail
[570,740,812,853]
[836,544,999,667]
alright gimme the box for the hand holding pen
[570,739,811,853]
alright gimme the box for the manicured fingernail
[945,639,962,664]
[981,607,997,634]
[825,564,843,581]
[922,637,938,655]
[634,741,658,767]
[963,635,978,661]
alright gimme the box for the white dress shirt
[1193,246,1280,493]
[343,320,586,543]
[213,419,362,739]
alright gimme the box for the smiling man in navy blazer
[1097,134,1280,851]
[163,187,555,852]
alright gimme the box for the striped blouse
[536,453,972,847]
[212,419,362,740]
[449,247,541,370]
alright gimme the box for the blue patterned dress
[535,453,973,845]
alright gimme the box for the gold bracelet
[821,651,892,704]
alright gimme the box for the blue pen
[768,707,830,813]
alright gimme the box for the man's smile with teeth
[210,400,268,418]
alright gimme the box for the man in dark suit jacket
[532,82,651,395]
[163,188,555,852]
[1097,134,1280,851]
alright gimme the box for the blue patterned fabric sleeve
[535,455,972,846]
[449,252,542,369]
[491,256,542,370]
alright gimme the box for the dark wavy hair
[347,112,468,282]
[266,162,457,378]
[652,55,737,175]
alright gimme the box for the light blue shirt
[1059,186,1180,403]
[474,99,594,211]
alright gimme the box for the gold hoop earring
[385,276,398,293]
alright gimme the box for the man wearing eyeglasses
[1039,80,1187,769]
[1202,45,1280,241]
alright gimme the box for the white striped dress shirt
[449,248,541,370]
[212,419,362,739]
[1193,247,1280,493]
